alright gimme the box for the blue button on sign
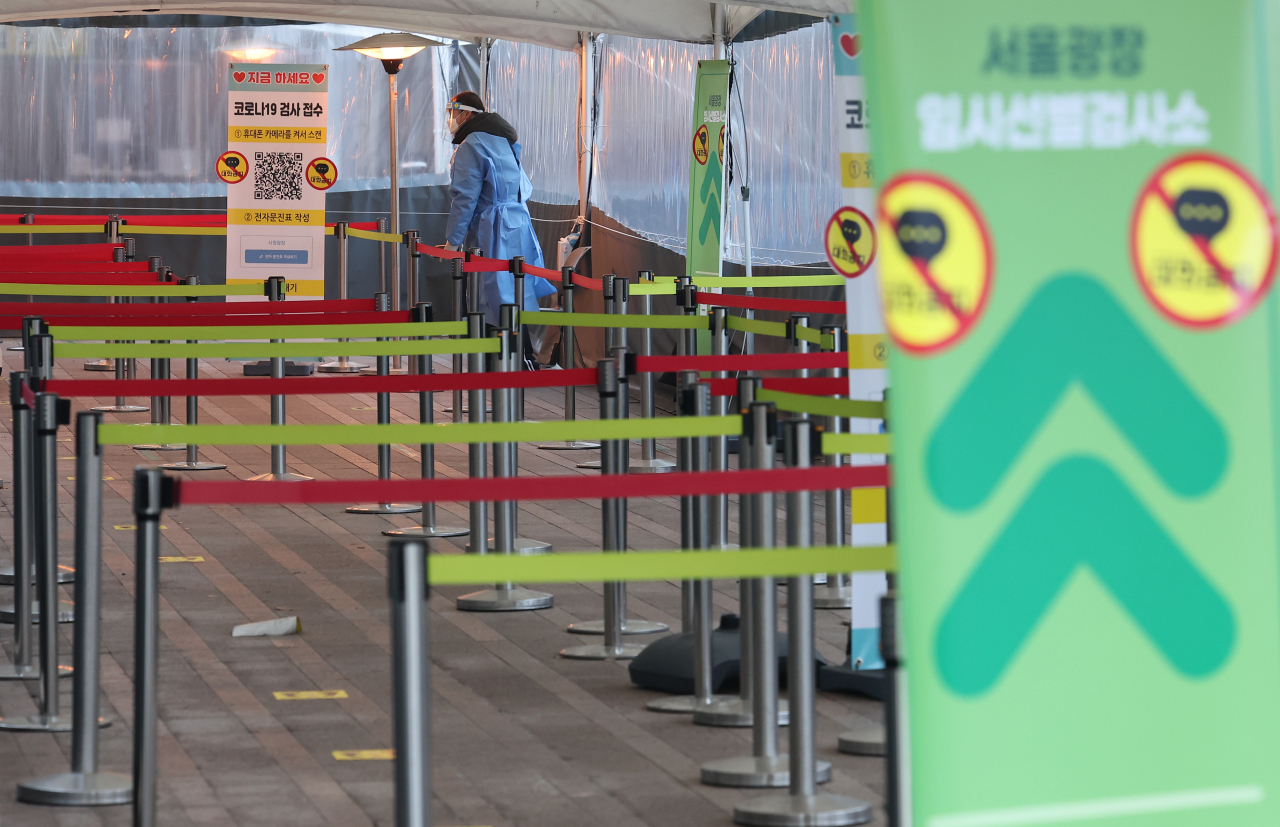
[245,249,308,264]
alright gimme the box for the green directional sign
[861,1,1280,824]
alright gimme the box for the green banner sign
[863,1,1280,824]
[686,59,730,282]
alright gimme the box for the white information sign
[224,64,332,300]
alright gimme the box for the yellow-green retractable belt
[56,338,496,360]
[50,321,467,341]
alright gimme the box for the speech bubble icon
[1175,189,1229,240]
[896,210,946,262]
[314,162,330,176]
[840,219,862,247]
[225,156,240,169]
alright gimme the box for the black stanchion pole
[319,222,363,374]
[388,538,431,827]
[160,277,226,472]
[538,265,596,451]
[0,371,39,678]
[249,277,311,481]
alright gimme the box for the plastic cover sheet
[593,21,840,265]
[486,38,580,205]
[0,22,458,198]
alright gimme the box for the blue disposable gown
[445,132,555,324]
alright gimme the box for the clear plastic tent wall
[592,22,841,266]
[0,22,456,199]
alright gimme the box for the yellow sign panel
[228,209,325,226]
[841,152,874,188]
[1130,152,1278,328]
[878,173,994,355]
[275,689,349,700]
[226,278,323,297]
[229,126,326,143]
[824,206,877,279]
[847,333,888,370]
[332,749,394,761]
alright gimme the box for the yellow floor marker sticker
[1130,151,1278,327]
[159,556,203,563]
[878,172,994,355]
[275,689,348,700]
[113,525,168,531]
[333,749,394,761]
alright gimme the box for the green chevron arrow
[928,275,1234,695]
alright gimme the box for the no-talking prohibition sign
[824,206,877,278]
[1130,151,1279,328]
[878,173,994,355]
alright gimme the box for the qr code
[253,152,303,200]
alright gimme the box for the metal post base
[646,694,738,713]
[456,587,554,612]
[7,345,23,351]
[17,771,134,806]
[466,537,552,555]
[560,642,647,660]
[0,663,72,681]
[443,406,492,416]
[0,715,107,733]
[568,618,668,635]
[629,458,677,474]
[345,503,423,515]
[0,564,75,585]
[701,755,831,789]
[89,404,149,413]
[693,697,790,728]
[383,524,469,538]
[836,723,886,757]
[132,444,186,451]
[159,460,228,472]
[316,361,364,374]
[247,472,314,482]
[733,793,873,826]
[538,441,600,451]
[360,366,409,376]
[0,600,75,624]
[813,586,854,610]
[576,459,602,470]
[83,360,114,372]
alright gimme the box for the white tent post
[712,3,726,58]
[479,37,491,99]
[578,32,594,224]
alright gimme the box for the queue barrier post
[348,291,419,514]
[130,468,174,827]
[132,269,184,451]
[445,247,489,416]
[538,265,598,451]
[385,302,469,539]
[456,326,553,612]
[17,410,132,805]
[631,270,675,474]
[576,273,625,471]
[494,303,551,555]
[0,371,40,677]
[318,222,363,374]
[89,266,150,410]
[462,313,489,570]
[449,254,466,421]
[84,218,122,372]
[6,217,36,349]
[694,375,772,729]
[0,388,75,733]
[708,307,733,550]
[561,358,650,660]
[388,539,432,827]
[815,326,854,609]
[160,277,227,472]
[248,277,312,482]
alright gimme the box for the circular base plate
[837,724,885,757]
[17,771,133,806]
[456,587,554,612]
[247,472,313,482]
[559,642,647,660]
[346,503,423,515]
[0,663,72,681]
[443,407,493,416]
[567,618,669,636]
[538,441,600,451]
[133,444,187,451]
[7,345,23,351]
[813,573,828,586]
[813,586,853,610]
[693,697,790,728]
[646,694,738,714]
[361,367,409,376]
[0,600,75,624]
[733,793,873,827]
[383,524,469,538]
[701,755,831,789]
[0,715,107,733]
[160,461,228,471]
[0,564,75,585]
[629,458,677,474]
[83,361,114,372]
[466,538,553,555]
[316,362,364,374]
[90,405,149,413]
[576,460,603,470]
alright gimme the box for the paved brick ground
[0,352,885,827]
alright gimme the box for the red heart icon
[233,71,246,83]
[840,32,860,59]
[312,73,325,84]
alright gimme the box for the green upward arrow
[927,275,1234,696]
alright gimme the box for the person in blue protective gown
[443,91,556,327]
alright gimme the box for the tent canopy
[0,1,845,49]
